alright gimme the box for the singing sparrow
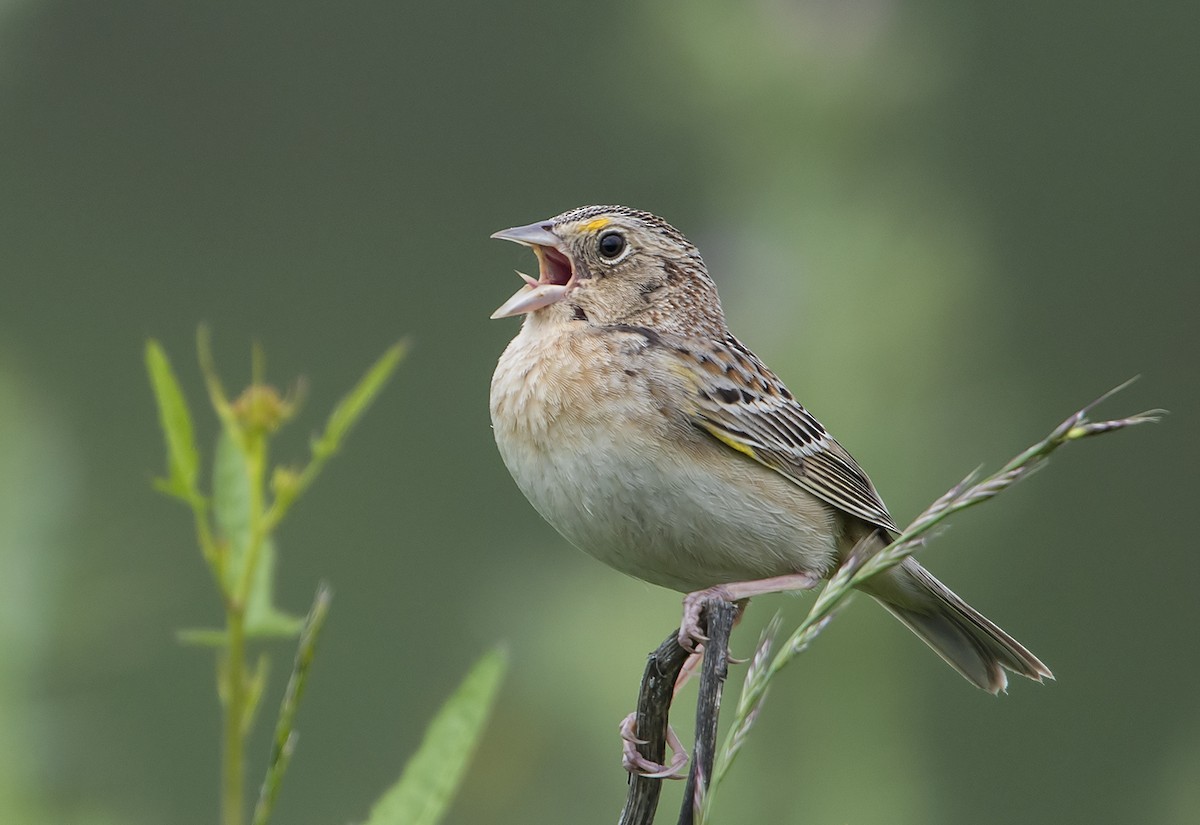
[488,205,1051,696]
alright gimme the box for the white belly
[490,323,838,593]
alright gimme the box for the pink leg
[678,573,819,652]
[674,648,704,695]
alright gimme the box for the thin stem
[222,607,247,825]
[705,384,1162,802]
[223,428,271,825]
[619,631,692,825]
[188,495,232,602]
[706,613,785,799]
[680,600,737,825]
[235,434,269,607]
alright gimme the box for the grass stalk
[699,382,1162,818]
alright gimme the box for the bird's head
[490,205,726,336]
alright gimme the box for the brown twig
[618,599,739,825]
[678,599,737,825]
[619,630,691,825]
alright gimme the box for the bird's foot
[619,713,688,779]
[678,587,733,652]
[679,573,821,653]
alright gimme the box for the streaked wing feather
[676,333,898,533]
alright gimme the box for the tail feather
[862,557,1052,694]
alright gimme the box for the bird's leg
[678,573,819,652]
[619,595,760,779]
[619,713,689,778]
[674,648,705,695]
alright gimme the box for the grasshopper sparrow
[488,205,1051,699]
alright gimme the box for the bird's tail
[858,556,1053,693]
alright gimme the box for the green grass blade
[145,340,201,502]
[252,584,332,825]
[363,646,506,825]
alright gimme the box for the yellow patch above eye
[581,217,611,233]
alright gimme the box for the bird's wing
[671,332,898,534]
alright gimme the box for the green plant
[146,330,505,825]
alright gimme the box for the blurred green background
[1,1,1196,823]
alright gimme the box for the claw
[678,575,816,656]
[619,713,689,779]
[618,713,648,745]
[679,588,727,652]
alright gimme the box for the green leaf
[263,342,406,530]
[312,342,406,462]
[213,431,302,637]
[212,432,301,635]
[145,340,201,502]
[244,537,302,639]
[363,646,507,825]
[213,429,252,589]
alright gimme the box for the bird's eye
[598,231,626,259]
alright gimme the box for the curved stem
[620,631,691,825]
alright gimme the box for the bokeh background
[1,1,1197,823]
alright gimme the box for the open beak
[489,221,577,319]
